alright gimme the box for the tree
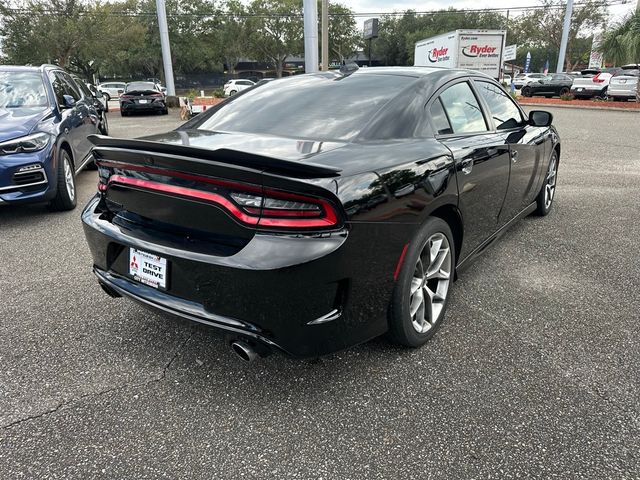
[216,0,251,75]
[246,0,303,77]
[327,3,361,64]
[509,0,608,71]
[599,11,640,101]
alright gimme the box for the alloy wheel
[409,233,452,333]
[63,156,75,200]
[544,155,557,209]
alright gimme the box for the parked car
[0,64,100,210]
[570,69,612,98]
[85,83,109,112]
[520,73,573,98]
[608,64,639,101]
[119,81,168,116]
[97,82,126,101]
[513,72,546,89]
[223,79,255,96]
[83,67,560,360]
[71,76,109,136]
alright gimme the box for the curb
[518,102,640,113]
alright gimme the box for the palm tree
[599,11,640,101]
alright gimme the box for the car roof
[348,66,497,85]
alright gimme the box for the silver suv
[97,82,126,101]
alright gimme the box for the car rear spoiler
[88,135,341,179]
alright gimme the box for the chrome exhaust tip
[230,340,258,362]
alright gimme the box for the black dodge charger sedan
[82,67,560,360]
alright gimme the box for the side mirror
[529,110,553,127]
[62,95,76,108]
[94,90,104,99]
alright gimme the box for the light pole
[321,0,329,71]
[556,0,574,73]
[156,0,176,95]
[303,0,319,73]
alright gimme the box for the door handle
[461,158,473,175]
[510,150,519,162]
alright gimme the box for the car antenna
[339,62,359,76]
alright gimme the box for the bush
[212,88,225,98]
[560,94,574,101]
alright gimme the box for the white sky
[346,0,638,30]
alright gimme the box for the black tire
[229,90,237,95]
[521,86,532,97]
[49,149,77,211]
[103,93,111,102]
[545,95,553,98]
[162,108,168,115]
[121,110,127,117]
[534,149,558,216]
[388,217,456,348]
[559,87,570,96]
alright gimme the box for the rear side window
[437,82,487,134]
[475,81,523,130]
[429,98,453,135]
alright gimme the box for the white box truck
[414,30,506,79]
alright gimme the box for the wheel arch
[58,140,74,168]
[428,203,463,273]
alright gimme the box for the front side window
[475,81,523,130]
[56,72,81,101]
[437,82,487,134]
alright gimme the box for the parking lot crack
[0,329,196,431]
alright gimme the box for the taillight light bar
[98,167,340,230]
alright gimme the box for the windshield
[126,82,157,92]
[197,74,416,141]
[0,71,48,109]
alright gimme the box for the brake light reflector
[593,73,605,83]
[100,170,340,230]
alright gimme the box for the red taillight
[593,73,605,83]
[97,163,340,230]
[120,94,133,99]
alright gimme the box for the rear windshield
[0,71,48,109]
[197,74,416,141]
[126,82,156,92]
[615,69,639,77]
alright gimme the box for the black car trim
[93,268,282,352]
[457,200,537,271]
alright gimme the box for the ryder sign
[414,29,506,80]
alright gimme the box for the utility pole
[321,0,329,71]
[156,0,176,95]
[303,0,319,73]
[556,0,574,73]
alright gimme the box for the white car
[223,79,255,96]
[513,73,547,89]
[608,65,639,101]
[570,69,612,99]
[97,82,126,101]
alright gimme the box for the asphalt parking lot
[1,106,639,479]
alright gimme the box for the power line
[1,1,629,19]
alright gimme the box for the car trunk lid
[89,134,344,256]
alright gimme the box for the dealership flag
[524,51,531,73]
[543,59,549,75]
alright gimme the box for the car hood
[0,107,50,143]
[139,129,347,162]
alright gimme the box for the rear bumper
[82,195,407,357]
[120,101,166,112]
[608,86,636,98]
[0,143,57,204]
[570,86,606,98]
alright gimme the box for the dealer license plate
[129,248,168,289]
[138,99,149,104]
